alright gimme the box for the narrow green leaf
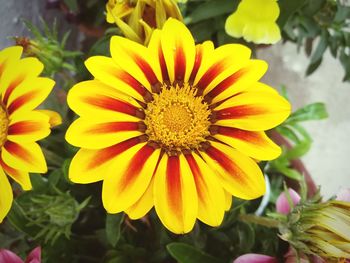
[167,243,223,263]
[287,102,328,123]
[306,30,329,75]
[106,213,124,247]
[278,0,307,29]
[184,0,236,25]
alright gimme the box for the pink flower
[0,247,41,263]
[276,188,301,215]
[336,188,350,202]
[233,253,278,263]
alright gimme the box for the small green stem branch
[238,214,280,228]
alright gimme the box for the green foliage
[167,243,223,263]
[283,0,350,81]
[270,101,328,180]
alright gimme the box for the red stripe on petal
[8,121,43,135]
[185,154,205,201]
[7,90,36,114]
[82,95,140,116]
[4,141,34,164]
[217,126,264,144]
[189,45,203,84]
[196,60,226,91]
[87,137,140,170]
[215,105,266,120]
[111,69,148,96]
[119,145,155,190]
[3,76,25,105]
[174,44,186,82]
[205,69,246,101]
[159,45,169,83]
[133,54,159,86]
[84,122,139,135]
[167,156,182,219]
[205,145,245,183]
[0,157,20,178]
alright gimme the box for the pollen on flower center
[0,103,8,148]
[144,85,211,151]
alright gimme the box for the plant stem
[239,214,280,228]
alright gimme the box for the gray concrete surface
[0,1,348,198]
[259,43,350,199]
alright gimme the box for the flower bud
[105,0,183,44]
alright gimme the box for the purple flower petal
[0,249,23,263]
[276,188,301,215]
[233,253,277,263]
[25,247,41,263]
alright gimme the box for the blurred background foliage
[1,0,345,262]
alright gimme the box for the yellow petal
[69,137,142,184]
[0,168,12,223]
[213,90,291,131]
[0,158,31,190]
[114,17,143,43]
[200,141,265,200]
[7,110,51,143]
[0,57,44,105]
[85,56,149,102]
[67,80,142,121]
[213,127,281,160]
[102,144,160,213]
[160,18,196,84]
[126,177,154,220]
[110,36,161,90]
[1,141,47,173]
[225,0,281,44]
[206,60,268,104]
[66,118,142,149]
[36,110,62,127]
[224,191,232,211]
[6,77,55,117]
[154,154,198,234]
[193,44,251,95]
[185,153,225,227]
[148,29,169,83]
[0,46,22,78]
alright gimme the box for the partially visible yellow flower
[66,19,290,234]
[0,46,61,223]
[106,0,183,44]
[225,0,281,44]
[280,200,350,261]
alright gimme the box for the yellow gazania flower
[0,46,61,223]
[106,0,183,44]
[66,18,290,234]
[225,0,281,44]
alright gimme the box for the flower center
[144,85,211,151]
[0,104,8,148]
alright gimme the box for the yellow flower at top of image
[225,0,281,44]
[0,46,61,223]
[106,0,183,44]
[65,18,290,234]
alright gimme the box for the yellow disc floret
[0,104,8,148]
[144,85,211,151]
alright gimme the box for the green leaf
[106,213,124,247]
[285,139,312,159]
[278,0,306,29]
[167,243,223,263]
[306,30,329,75]
[184,0,236,25]
[287,102,328,123]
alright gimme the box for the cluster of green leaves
[280,0,350,81]
[269,90,328,181]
